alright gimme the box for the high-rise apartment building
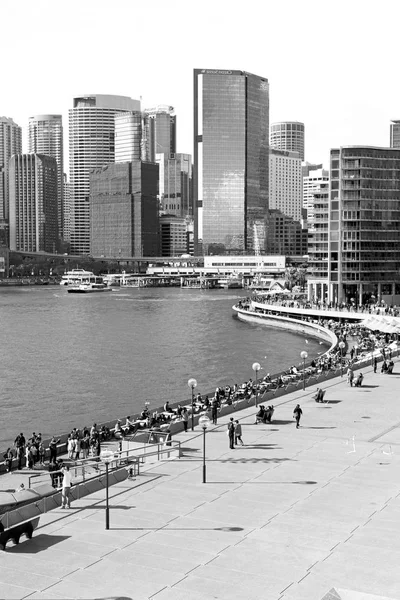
[319,146,400,305]
[303,167,329,226]
[115,111,143,162]
[269,148,302,221]
[390,120,400,148]
[142,105,176,162]
[270,122,305,161]
[89,161,159,257]
[69,94,140,255]
[0,117,22,243]
[63,174,72,244]
[161,153,192,217]
[9,154,58,252]
[307,180,330,300]
[194,68,269,255]
[28,115,64,239]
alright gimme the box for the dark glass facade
[194,69,269,255]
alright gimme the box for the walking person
[61,465,72,509]
[347,367,354,387]
[182,407,189,432]
[234,420,244,446]
[373,356,378,373]
[227,418,235,449]
[293,404,303,429]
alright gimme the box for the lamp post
[339,341,346,376]
[188,378,197,431]
[300,351,308,391]
[100,449,114,530]
[252,362,261,407]
[198,414,211,483]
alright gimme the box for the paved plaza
[1,364,400,599]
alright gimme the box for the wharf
[1,362,400,599]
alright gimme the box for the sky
[2,0,400,170]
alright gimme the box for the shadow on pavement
[7,534,70,553]
[217,457,294,464]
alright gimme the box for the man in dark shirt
[293,404,303,429]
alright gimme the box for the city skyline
[2,0,400,170]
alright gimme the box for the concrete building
[390,120,400,149]
[9,154,58,252]
[69,94,141,255]
[28,115,64,239]
[0,117,22,244]
[269,148,302,221]
[306,179,330,301]
[115,111,143,162]
[315,146,400,305]
[303,167,329,226]
[270,121,305,161]
[142,105,176,163]
[160,215,187,256]
[161,153,192,217]
[194,68,269,255]
[89,161,159,258]
[63,174,72,245]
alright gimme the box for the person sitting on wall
[163,401,173,413]
[313,388,325,402]
[114,420,125,438]
[354,373,364,387]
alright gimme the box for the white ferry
[67,275,112,293]
[60,269,96,286]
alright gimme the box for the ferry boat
[67,275,112,293]
[60,269,96,286]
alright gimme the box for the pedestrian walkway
[1,364,400,599]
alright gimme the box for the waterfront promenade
[1,362,400,599]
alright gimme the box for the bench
[0,516,40,550]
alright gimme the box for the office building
[28,115,64,239]
[194,68,269,255]
[269,148,302,221]
[160,215,188,256]
[390,120,400,149]
[115,111,143,162]
[161,153,192,217]
[9,154,58,252]
[317,146,400,305]
[63,174,72,245]
[265,209,308,256]
[0,117,22,243]
[69,94,141,255]
[89,161,159,257]
[303,167,329,226]
[270,121,305,161]
[142,105,176,162]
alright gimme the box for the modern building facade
[161,153,192,217]
[159,215,188,256]
[316,146,400,305]
[265,209,308,256]
[269,148,302,221]
[69,94,141,255]
[9,154,58,252]
[306,179,330,300]
[142,105,176,162]
[270,121,305,161]
[28,115,64,239]
[115,111,143,162]
[89,161,159,257]
[303,167,329,226]
[0,117,22,243]
[194,68,269,255]
[390,120,400,149]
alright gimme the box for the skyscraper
[161,153,192,217]
[270,122,305,161]
[9,154,58,252]
[28,115,64,239]
[193,69,269,255]
[269,148,302,221]
[142,105,176,162]
[69,94,140,255]
[0,117,22,244]
[390,120,400,148]
[115,111,143,162]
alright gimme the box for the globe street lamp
[252,362,261,407]
[188,378,197,431]
[198,414,211,483]
[300,351,308,391]
[339,341,346,376]
[100,449,114,530]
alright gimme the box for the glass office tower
[193,69,269,255]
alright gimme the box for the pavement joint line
[298,571,311,583]
[368,510,377,518]
[148,585,168,598]
[343,533,354,544]
[322,551,334,562]
[203,555,219,566]
[83,556,104,570]
[368,421,400,443]
[183,564,202,577]
[350,525,360,534]
[280,581,294,594]
[330,541,340,551]
[244,526,256,538]
[307,560,319,571]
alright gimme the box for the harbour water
[0,286,326,449]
